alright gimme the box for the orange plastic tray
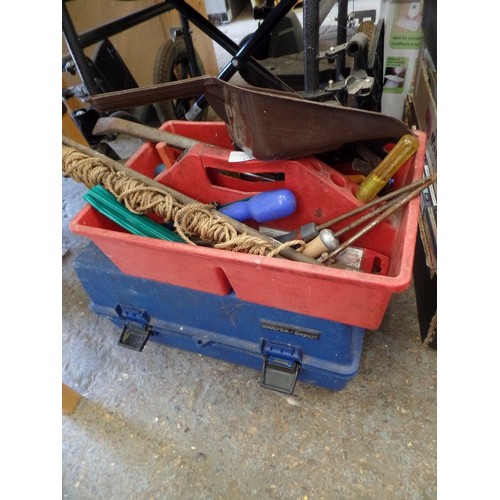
[71,121,426,329]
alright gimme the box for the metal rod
[180,14,201,78]
[328,174,437,259]
[336,0,348,80]
[333,192,409,238]
[303,0,320,93]
[62,2,101,96]
[317,175,435,231]
[62,136,322,267]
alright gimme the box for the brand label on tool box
[260,320,321,340]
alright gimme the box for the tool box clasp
[260,341,302,394]
[115,304,151,352]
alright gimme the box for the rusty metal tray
[90,76,414,161]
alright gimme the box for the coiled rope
[62,145,306,257]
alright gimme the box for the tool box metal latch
[260,341,302,394]
[115,305,151,352]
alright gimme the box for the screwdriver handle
[356,134,419,202]
[218,189,296,223]
[302,229,339,258]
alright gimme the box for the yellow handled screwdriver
[356,134,419,202]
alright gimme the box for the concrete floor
[62,3,436,499]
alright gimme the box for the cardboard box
[413,46,437,271]
[413,48,437,176]
[419,162,437,271]
[380,0,425,119]
[404,52,437,349]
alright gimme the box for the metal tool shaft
[317,175,436,232]
[328,174,437,259]
[333,193,408,238]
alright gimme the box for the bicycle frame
[62,0,350,119]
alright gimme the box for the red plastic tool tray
[71,121,426,329]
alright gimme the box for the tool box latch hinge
[115,305,151,352]
[260,341,301,395]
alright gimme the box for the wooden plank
[62,383,82,415]
[63,76,89,146]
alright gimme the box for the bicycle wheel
[153,38,208,121]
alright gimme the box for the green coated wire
[83,185,185,243]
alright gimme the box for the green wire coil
[83,185,185,243]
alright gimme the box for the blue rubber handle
[219,189,297,223]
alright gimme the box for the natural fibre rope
[62,145,306,257]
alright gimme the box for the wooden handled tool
[92,117,202,151]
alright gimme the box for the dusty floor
[62,3,436,499]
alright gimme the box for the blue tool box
[73,242,365,394]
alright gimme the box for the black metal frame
[62,0,349,118]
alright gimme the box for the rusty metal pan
[90,76,414,161]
